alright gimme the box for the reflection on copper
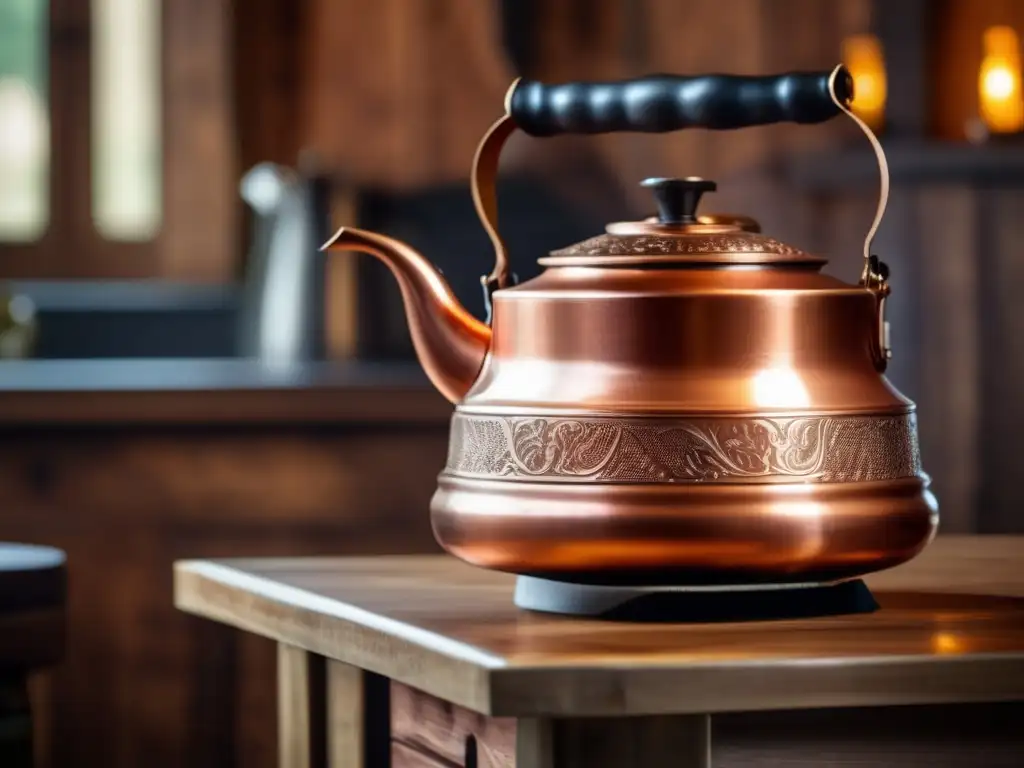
[752,367,811,409]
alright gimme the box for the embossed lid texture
[539,177,826,268]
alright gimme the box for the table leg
[515,713,710,768]
[326,661,390,768]
[326,662,362,767]
[277,644,326,768]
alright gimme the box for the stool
[0,544,67,768]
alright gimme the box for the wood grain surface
[392,683,1024,768]
[175,535,1024,718]
[391,680,514,766]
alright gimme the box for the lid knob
[641,177,717,225]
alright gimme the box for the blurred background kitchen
[1,0,1022,766]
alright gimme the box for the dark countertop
[0,358,451,426]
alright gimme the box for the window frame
[0,0,237,281]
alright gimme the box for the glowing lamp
[979,26,1024,135]
[842,34,887,132]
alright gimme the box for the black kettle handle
[507,68,853,137]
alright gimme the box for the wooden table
[174,535,1024,767]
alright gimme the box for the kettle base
[432,473,938,585]
[513,574,878,622]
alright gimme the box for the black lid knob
[641,177,717,225]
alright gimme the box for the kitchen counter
[0,358,450,425]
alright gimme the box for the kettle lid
[542,176,825,268]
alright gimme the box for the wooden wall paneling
[876,0,931,138]
[809,184,969,536]
[0,428,448,531]
[302,0,513,191]
[323,185,360,360]
[817,192,879,284]
[48,0,92,275]
[532,0,628,81]
[0,425,449,768]
[232,0,306,174]
[186,614,238,768]
[810,183,977,533]
[872,189,924,400]
[932,0,985,142]
[231,0,307,295]
[119,533,198,767]
[914,186,980,533]
[162,0,238,280]
[301,0,402,185]
[978,189,1024,532]
[233,633,277,768]
[753,0,871,230]
[489,0,638,226]
[301,0,517,362]
[46,529,190,767]
[615,0,868,230]
[37,529,116,768]
[645,0,769,182]
[428,0,520,180]
[28,673,56,768]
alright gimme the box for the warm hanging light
[842,34,887,132]
[979,26,1024,135]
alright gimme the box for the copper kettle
[324,66,938,586]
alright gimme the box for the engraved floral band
[444,412,921,484]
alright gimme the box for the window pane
[92,0,161,240]
[0,0,49,241]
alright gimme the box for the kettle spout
[321,226,491,403]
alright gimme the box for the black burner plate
[514,576,879,622]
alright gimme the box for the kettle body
[434,262,934,585]
[324,66,937,586]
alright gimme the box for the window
[92,0,162,240]
[0,0,235,280]
[0,0,48,241]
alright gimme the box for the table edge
[174,559,502,712]
[173,556,1024,718]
